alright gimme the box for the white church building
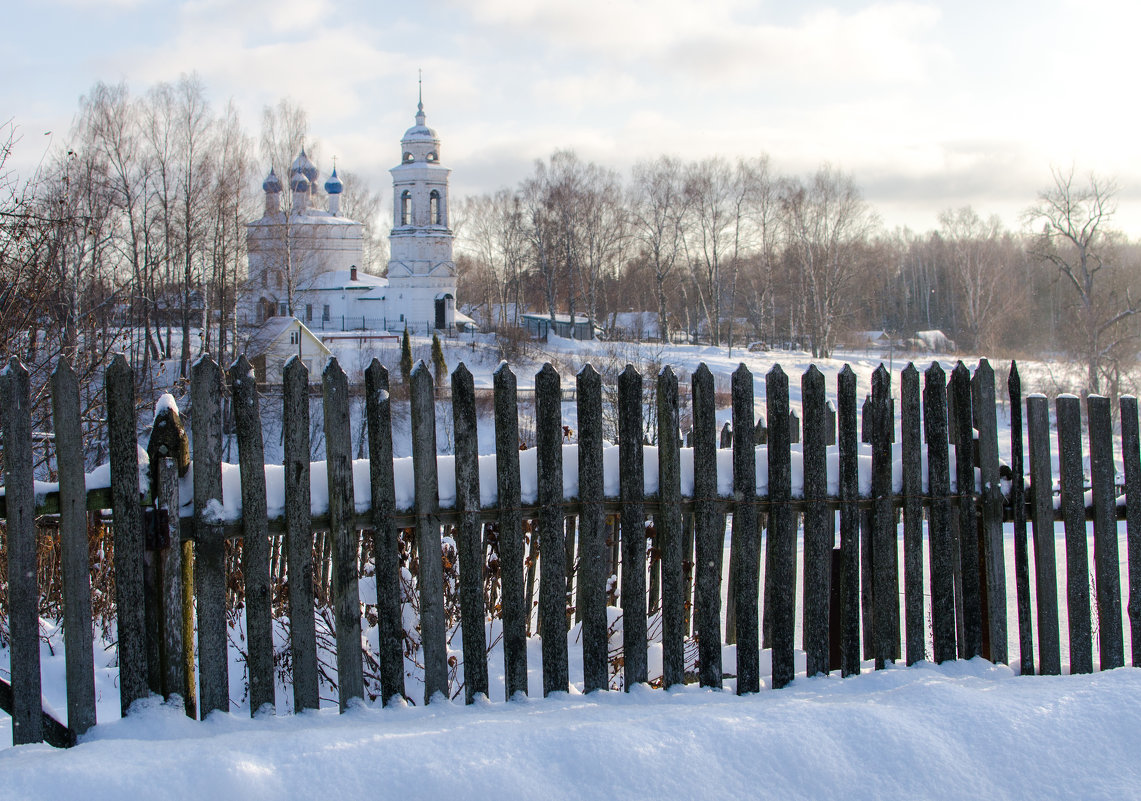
[243,100,466,335]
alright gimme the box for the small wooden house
[243,316,332,385]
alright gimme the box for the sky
[5,0,1141,236]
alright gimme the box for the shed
[243,316,332,384]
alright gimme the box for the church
[243,100,467,337]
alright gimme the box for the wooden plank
[283,357,319,711]
[870,365,896,669]
[802,365,830,676]
[692,363,723,687]
[535,363,568,695]
[156,457,186,705]
[656,366,685,688]
[106,354,149,717]
[51,359,96,734]
[365,360,407,704]
[731,364,760,693]
[972,359,1007,664]
[619,365,648,689]
[837,365,861,676]
[231,355,275,715]
[494,363,528,698]
[1056,394,1093,674]
[410,361,448,703]
[900,364,924,665]
[576,364,608,692]
[925,363,956,663]
[950,361,982,659]
[2,358,43,744]
[1027,395,1061,674]
[1008,363,1034,675]
[451,363,489,702]
[1120,396,1141,668]
[191,355,228,717]
[1087,395,1124,670]
[860,396,874,661]
[767,364,795,689]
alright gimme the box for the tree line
[456,155,1141,397]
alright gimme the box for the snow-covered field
[2,337,1138,799]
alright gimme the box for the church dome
[291,149,319,182]
[324,168,343,195]
[262,167,282,193]
[290,173,310,193]
[402,104,438,141]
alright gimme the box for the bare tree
[630,156,688,343]
[938,206,1011,352]
[1025,167,1141,395]
[780,165,878,359]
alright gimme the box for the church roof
[304,269,388,291]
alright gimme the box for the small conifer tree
[400,328,413,384]
[431,333,447,386]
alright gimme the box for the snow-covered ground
[4,661,1140,800]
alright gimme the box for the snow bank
[3,662,1140,800]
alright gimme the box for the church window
[305,304,313,322]
[426,152,437,163]
[430,191,441,225]
[322,304,330,322]
[401,190,412,226]
[403,152,414,163]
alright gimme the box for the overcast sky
[6,0,1141,236]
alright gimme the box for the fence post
[191,355,228,717]
[282,358,319,711]
[692,363,722,687]
[107,354,150,717]
[924,363,956,663]
[146,396,191,710]
[729,364,759,693]
[494,363,528,698]
[950,362,982,659]
[767,364,794,689]
[323,357,364,709]
[802,365,829,676]
[1087,395,1124,669]
[900,364,924,665]
[452,363,489,702]
[973,359,1007,664]
[231,356,276,715]
[576,364,608,692]
[1008,363,1035,675]
[837,365,861,676]
[51,359,96,734]
[536,363,568,695]
[870,365,896,669]
[1121,396,1141,668]
[1056,394,1092,673]
[2,357,43,744]
[657,366,685,688]
[411,361,448,702]
[1027,394,1061,674]
[365,359,407,704]
[618,365,648,689]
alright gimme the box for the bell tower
[386,86,456,329]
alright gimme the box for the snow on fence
[1,354,1140,748]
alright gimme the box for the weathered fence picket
[8,353,1141,748]
[1056,394,1093,674]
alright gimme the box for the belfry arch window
[426,151,438,163]
[430,190,441,225]
[403,152,415,163]
[401,190,412,226]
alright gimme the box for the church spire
[416,70,425,126]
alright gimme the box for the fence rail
[1,354,1140,748]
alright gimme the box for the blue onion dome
[324,167,343,195]
[262,167,282,193]
[290,172,310,193]
[291,148,319,182]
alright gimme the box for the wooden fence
[2,354,1140,748]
